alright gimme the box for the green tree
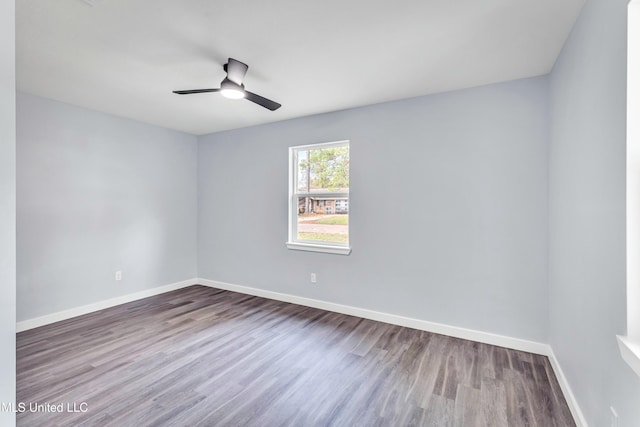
[300,146,349,192]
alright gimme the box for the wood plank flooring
[17,285,575,426]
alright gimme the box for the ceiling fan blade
[173,88,220,95]
[225,58,249,85]
[244,90,281,111]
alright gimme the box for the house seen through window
[287,141,350,255]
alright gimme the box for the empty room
[2,0,640,425]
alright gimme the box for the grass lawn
[314,215,349,225]
[298,232,348,243]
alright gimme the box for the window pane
[297,196,349,244]
[296,150,309,192]
[299,145,349,194]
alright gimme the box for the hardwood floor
[17,285,575,426]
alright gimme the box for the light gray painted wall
[549,0,640,425]
[0,0,16,424]
[17,93,198,321]
[198,76,550,342]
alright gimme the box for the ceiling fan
[173,58,281,111]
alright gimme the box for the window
[287,141,351,255]
[619,0,640,378]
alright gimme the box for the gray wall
[0,0,16,424]
[548,0,640,425]
[17,93,198,321]
[198,76,550,342]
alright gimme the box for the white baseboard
[546,347,588,427]
[16,278,199,332]
[16,276,586,426]
[196,278,548,355]
[198,278,587,425]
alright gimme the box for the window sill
[286,241,351,255]
[617,335,640,377]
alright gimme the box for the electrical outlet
[610,406,619,427]
[310,273,317,284]
[115,271,122,281]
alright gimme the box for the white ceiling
[16,0,584,136]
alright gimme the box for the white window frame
[286,140,351,255]
[618,0,640,378]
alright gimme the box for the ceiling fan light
[220,78,245,99]
[220,88,245,99]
